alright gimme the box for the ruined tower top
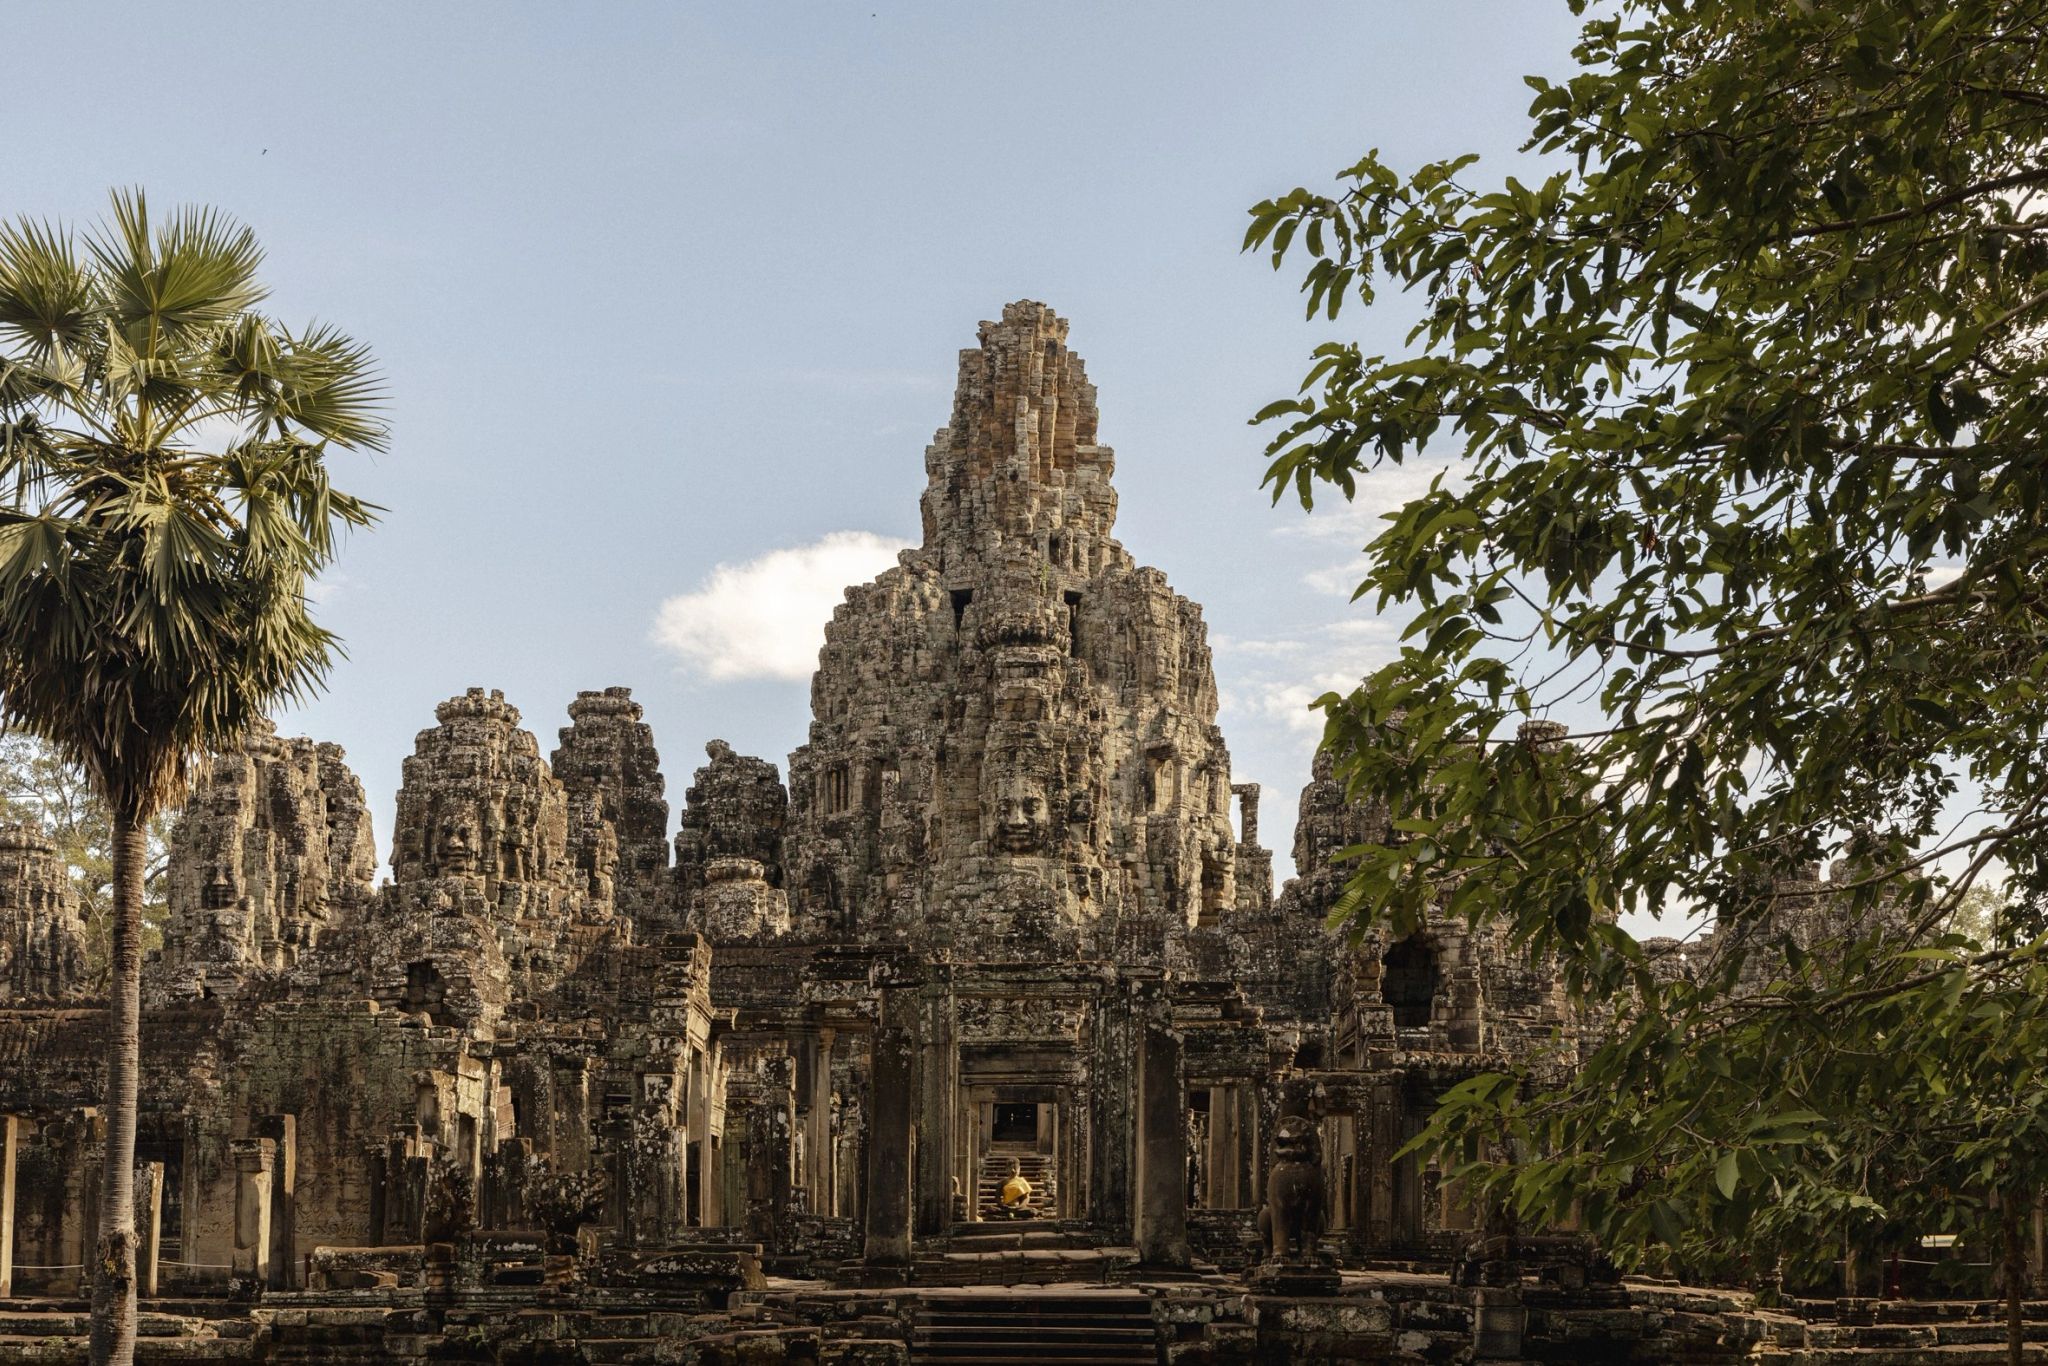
[918,300,1121,576]
[771,301,1261,953]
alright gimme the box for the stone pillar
[1367,1083,1398,1249]
[686,1046,710,1227]
[960,1093,981,1222]
[1233,783,1261,846]
[805,1030,834,1218]
[254,1115,296,1289]
[70,1114,105,1296]
[2034,1202,2048,1299]
[1,1115,16,1299]
[862,1002,915,1268]
[230,1138,276,1297]
[702,1045,724,1228]
[736,1057,796,1249]
[135,1162,163,1299]
[1135,1004,1190,1268]
[1204,1087,1224,1210]
[1471,1286,1527,1360]
[913,988,954,1238]
[1237,1086,1260,1217]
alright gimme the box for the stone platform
[8,1277,2048,1363]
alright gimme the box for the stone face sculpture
[992,773,1051,855]
[1258,1114,1327,1263]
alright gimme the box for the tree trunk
[88,811,144,1366]
[2005,1193,2027,1366]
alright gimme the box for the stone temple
[0,305,1825,1362]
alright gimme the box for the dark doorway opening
[1381,936,1439,1030]
[992,1103,1037,1144]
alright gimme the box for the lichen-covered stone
[780,300,1255,956]
[0,822,87,1001]
[155,719,377,1001]
[552,687,671,925]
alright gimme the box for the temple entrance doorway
[991,1102,1038,1146]
[959,1086,1074,1222]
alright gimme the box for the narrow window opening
[403,960,452,1026]
[1381,936,1439,1030]
[1064,590,1082,657]
[950,588,973,628]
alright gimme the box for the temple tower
[0,823,88,1001]
[781,301,1259,956]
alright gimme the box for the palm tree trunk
[87,810,144,1366]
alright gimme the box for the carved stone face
[436,807,480,874]
[1271,1113,1320,1166]
[993,774,1050,854]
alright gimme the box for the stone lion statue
[1257,1114,1326,1262]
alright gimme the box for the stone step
[1807,1321,2048,1348]
[911,1291,1155,1362]
[0,1313,220,1339]
[1787,1347,2048,1364]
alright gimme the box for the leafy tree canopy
[1249,0,2048,1299]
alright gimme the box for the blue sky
[5,1,1587,885]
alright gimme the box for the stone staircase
[909,1290,1157,1364]
[0,1299,263,1362]
[975,1151,1057,1218]
[1752,1317,2048,1362]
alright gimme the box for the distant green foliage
[1249,0,2048,1319]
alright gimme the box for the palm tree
[0,190,385,1364]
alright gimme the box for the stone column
[686,1046,710,1227]
[1200,1085,1220,1209]
[806,1030,834,1218]
[1367,1083,1398,1249]
[702,1044,724,1228]
[1237,1085,1260,1216]
[2034,1202,2048,1299]
[1090,990,1136,1240]
[254,1115,295,1289]
[862,1002,915,1268]
[913,988,954,1238]
[1233,783,1261,846]
[960,1092,981,1222]
[1135,1002,1190,1268]
[1,1115,16,1299]
[230,1138,276,1297]
[135,1162,163,1299]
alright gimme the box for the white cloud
[306,572,354,607]
[651,531,913,682]
[1276,455,1466,544]
[1222,680,1331,739]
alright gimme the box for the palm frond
[87,190,266,349]
[0,188,381,821]
[0,218,98,362]
[267,322,389,452]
